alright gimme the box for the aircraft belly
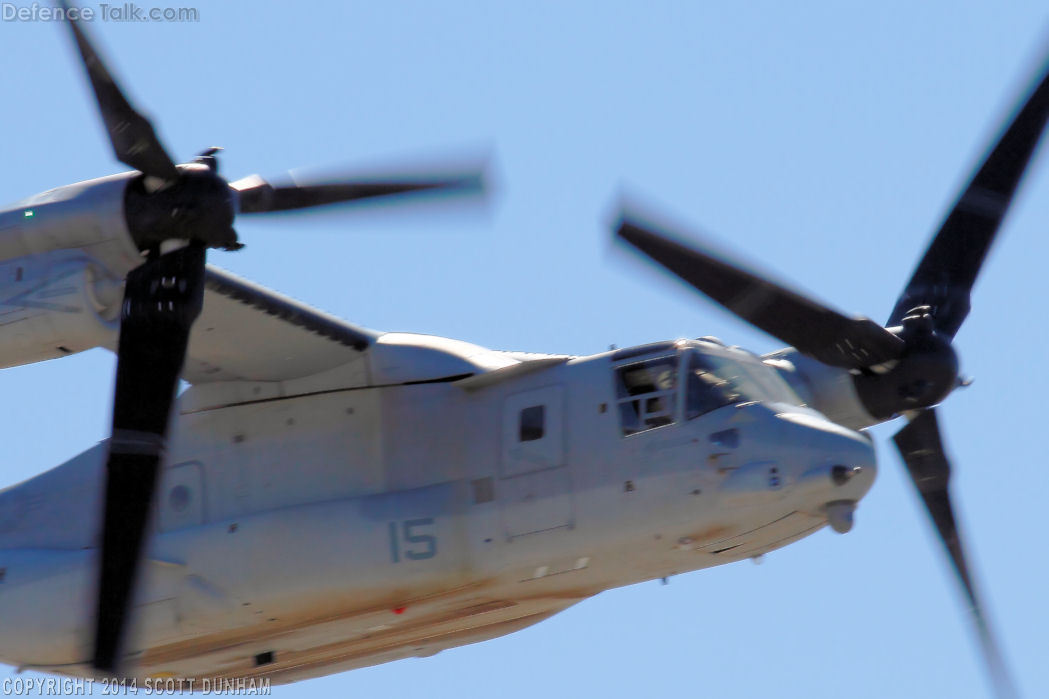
[136,592,581,684]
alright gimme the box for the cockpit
[613,339,804,436]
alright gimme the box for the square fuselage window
[520,405,545,442]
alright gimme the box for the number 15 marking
[388,518,437,562]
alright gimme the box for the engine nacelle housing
[0,254,122,369]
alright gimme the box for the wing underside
[182,266,376,384]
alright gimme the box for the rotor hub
[124,165,240,252]
[852,317,959,420]
[900,305,935,334]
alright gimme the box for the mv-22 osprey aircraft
[0,7,1043,695]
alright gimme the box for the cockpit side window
[615,356,678,436]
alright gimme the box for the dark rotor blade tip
[613,216,683,262]
[234,167,488,215]
[892,410,1017,698]
[59,0,178,181]
[888,46,1049,338]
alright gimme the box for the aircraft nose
[775,410,878,532]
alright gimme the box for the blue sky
[2,1,1048,697]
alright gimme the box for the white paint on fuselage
[0,342,876,683]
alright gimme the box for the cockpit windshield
[685,349,802,420]
[613,344,803,436]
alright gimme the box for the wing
[182,266,376,383]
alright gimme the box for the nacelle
[0,173,153,369]
[0,255,121,369]
[0,172,141,270]
[764,348,879,431]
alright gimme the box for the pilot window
[615,356,678,436]
[519,405,545,442]
[685,353,741,420]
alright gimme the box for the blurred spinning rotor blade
[887,54,1049,339]
[614,216,904,370]
[94,244,206,672]
[60,0,178,182]
[892,409,1016,699]
[232,166,487,214]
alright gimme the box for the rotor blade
[892,409,1016,698]
[887,54,1049,339]
[231,169,486,214]
[94,244,205,672]
[614,216,904,370]
[59,1,179,182]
